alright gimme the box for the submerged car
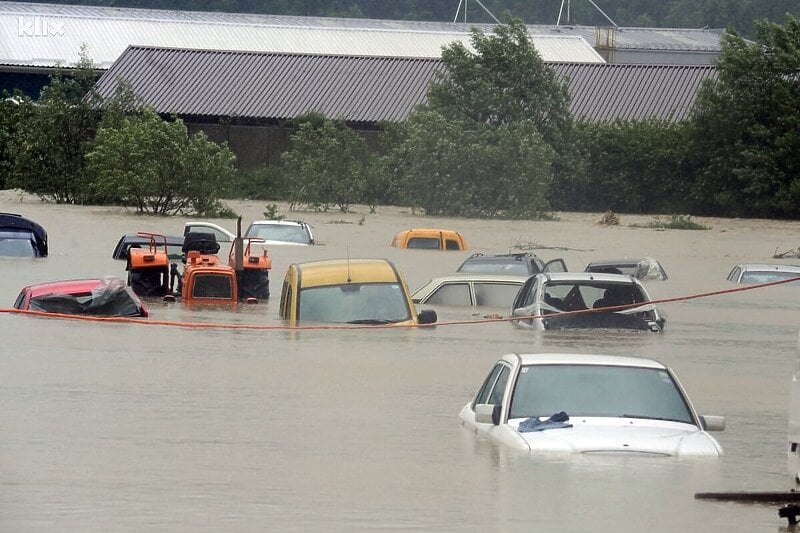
[183,221,235,243]
[245,220,314,246]
[279,258,436,325]
[390,229,466,251]
[585,257,668,281]
[112,233,185,261]
[727,263,800,284]
[13,277,148,317]
[457,252,567,276]
[411,273,527,307]
[0,212,48,257]
[459,353,725,457]
[510,272,666,331]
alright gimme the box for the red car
[13,277,149,317]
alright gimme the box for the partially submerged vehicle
[459,353,724,456]
[126,231,272,304]
[183,221,235,243]
[245,220,314,246]
[510,272,666,332]
[279,258,436,325]
[727,263,800,284]
[458,252,567,276]
[112,233,184,261]
[585,257,668,280]
[13,277,148,317]
[411,273,527,307]
[0,212,48,257]
[390,229,466,251]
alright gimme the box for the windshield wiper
[346,319,394,325]
[621,414,687,423]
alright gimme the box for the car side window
[513,277,538,309]
[445,239,461,250]
[474,364,504,408]
[488,366,510,405]
[475,283,521,307]
[279,282,292,319]
[13,290,26,309]
[727,267,741,282]
[426,283,471,306]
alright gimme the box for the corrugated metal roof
[552,62,717,121]
[93,46,716,124]
[0,2,604,68]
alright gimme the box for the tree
[280,113,370,213]
[689,15,800,218]
[7,53,100,203]
[0,92,33,190]
[388,19,570,218]
[86,108,236,216]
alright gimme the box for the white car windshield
[298,282,411,323]
[247,224,310,244]
[509,364,693,424]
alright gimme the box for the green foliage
[86,108,236,216]
[7,62,101,203]
[223,165,292,200]
[0,91,33,189]
[281,113,371,213]
[630,214,711,231]
[556,119,692,213]
[689,15,800,218]
[262,203,284,220]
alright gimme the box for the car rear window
[407,237,441,250]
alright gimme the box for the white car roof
[539,272,640,283]
[737,263,800,272]
[249,220,307,227]
[504,353,667,369]
[420,273,529,285]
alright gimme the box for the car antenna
[346,245,352,283]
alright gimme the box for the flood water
[3,192,800,531]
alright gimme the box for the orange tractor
[126,225,271,304]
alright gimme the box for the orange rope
[2,275,798,331]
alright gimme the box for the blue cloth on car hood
[518,411,573,432]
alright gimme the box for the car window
[740,270,800,284]
[191,274,233,299]
[279,281,292,319]
[509,364,693,423]
[13,290,27,309]
[543,259,567,273]
[407,237,441,249]
[547,282,644,312]
[727,267,741,282]
[488,366,510,405]
[0,236,36,257]
[298,282,411,323]
[474,283,521,307]
[445,239,461,250]
[474,363,505,407]
[426,283,471,306]
[247,224,311,244]
[513,277,538,309]
[189,226,231,243]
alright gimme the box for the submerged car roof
[737,263,800,272]
[0,212,48,256]
[539,272,639,283]
[295,259,402,287]
[506,353,666,369]
[25,278,119,297]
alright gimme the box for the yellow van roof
[296,259,401,287]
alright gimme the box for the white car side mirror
[700,415,725,431]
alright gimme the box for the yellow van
[390,229,467,251]
[279,258,437,325]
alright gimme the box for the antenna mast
[556,0,618,27]
[453,0,501,24]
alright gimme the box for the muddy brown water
[3,191,800,531]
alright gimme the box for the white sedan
[459,353,725,457]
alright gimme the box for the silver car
[510,272,666,331]
[411,273,527,307]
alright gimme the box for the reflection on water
[2,196,800,530]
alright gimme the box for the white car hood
[514,419,722,457]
